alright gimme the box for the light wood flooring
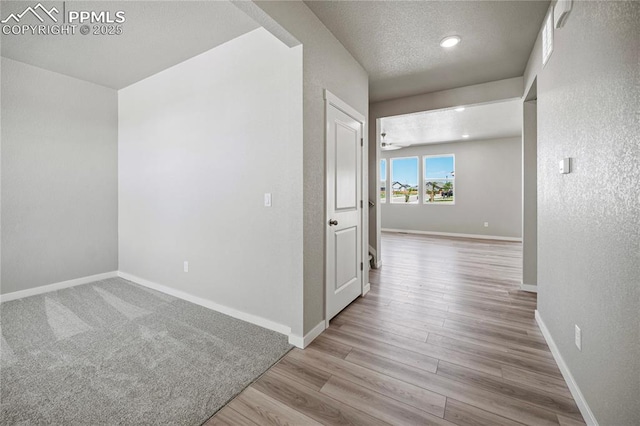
[208,232,585,426]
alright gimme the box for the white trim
[521,283,538,293]
[324,89,366,123]
[288,320,325,349]
[381,228,522,242]
[535,310,599,426]
[117,271,292,337]
[0,271,118,303]
[362,282,371,296]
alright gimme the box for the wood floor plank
[270,356,331,391]
[436,361,582,420]
[318,329,440,373]
[345,303,445,329]
[442,287,537,307]
[443,318,547,346]
[427,334,562,378]
[252,370,390,426]
[443,309,542,333]
[206,406,259,426]
[217,233,584,426]
[501,366,573,400]
[228,387,322,426]
[306,334,352,359]
[429,325,554,361]
[320,375,455,426]
[443,293,537,313]
[335,322,505,377]
[344,304,552,360]
[351,300,447,325]
[444,398,525,426]
[288,347,446,417]
[337,311,429,341]
[344,340,561,425]
[557,413,587,426]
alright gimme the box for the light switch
[559,158,571,174]
[264,193,272,207]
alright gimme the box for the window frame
[423,154,456,206]
[380,159,387,203]
[390,156,420,205]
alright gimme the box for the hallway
[211,232,585,425]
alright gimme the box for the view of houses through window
[424,155,455,204]
[390,157,419,204]
[381,154,455,204]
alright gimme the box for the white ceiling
[305,0,550,102]
[0,1,260,89]
[380,99,522,147]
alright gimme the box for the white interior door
[326,98,363,323]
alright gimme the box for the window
[424,155,455,204]
[390,157,419,204]
[380,159,387,203]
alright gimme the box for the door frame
[324,90,368,329]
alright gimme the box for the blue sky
[382,156,454,186]
[391,158,418,185]
[425,156,454,179]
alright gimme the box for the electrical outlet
[575,325,581,351]
[484,222,489,227]
[184,261,189,273]
[264,193,272,207]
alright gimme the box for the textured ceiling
[305,0,550,102]
[380,100,522,147]
[0,1,259,89]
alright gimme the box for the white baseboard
[382,228,522,242]
[0,271,118,303]
[288,320,325,349]
[535,310,598,426]
[521,283,538,293]
[117,271,292,338]
[362,282,371,296]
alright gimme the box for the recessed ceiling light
[440,36,461,48]
[455,107,465,112]
[462,134,470,138]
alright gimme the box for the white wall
[522,98,537,288]
[118,29,303,335]
[380,137,522,239]
[1,58,118,295]
[249,1,369,335]
[528,2,640,425]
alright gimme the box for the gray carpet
[0,278,292,425]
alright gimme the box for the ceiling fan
[380,132,408,151]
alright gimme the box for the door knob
[329,219,338,226]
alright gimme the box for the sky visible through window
[425,156,454,179]
[380,159,386,180]
[391,158,418,186]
